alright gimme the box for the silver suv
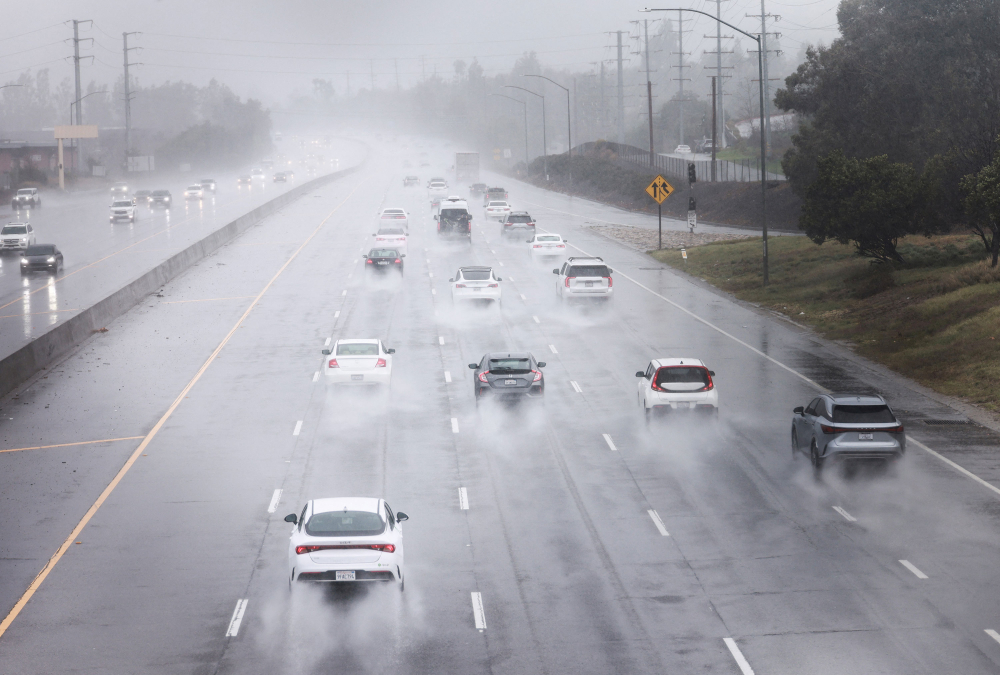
[791,393,905,471]
[553,257,613,301]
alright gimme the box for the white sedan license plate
[335,571,355,581]
[351,374,363,381]
[859,433,874,440]
[505,379,517,385]
[585,281,594,287]
[474,287,481,292]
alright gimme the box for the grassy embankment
[715,148,785,176]
[649,234,1000,411]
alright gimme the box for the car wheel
[791,429,799,459]
[399,571,404,592]
[810,440,824,473]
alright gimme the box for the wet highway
[3,145,1000,674]
[0,140,365,360]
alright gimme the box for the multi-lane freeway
[2,143,1000,675]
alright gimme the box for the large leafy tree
[776,0,1000,196]
[961,145,1000,267]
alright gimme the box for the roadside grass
[649,234,1000,411]
[714,148,784,175]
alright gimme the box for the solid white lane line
[324,337,331,347]
[334,310,340,318]
[723,638,755,675]
[312,371,319,382]
[532,315,540,323]
[647,510,669,536]
[439,336,445,345]
[471,592,486,631]
[899,560,928,579]
[226,599,248,637]
[603,433,618,452]
[451,418,459,434]
[458,487,469,510]
[292,420,303,436]
[267,489,282,513]
[548,344,558,354]
[444,371,452,383]
[985,629,1000,645]
[906,436,1000,499]
[832,506,857,522]
[570,381,582,393]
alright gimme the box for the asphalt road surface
[3,146,1000,675]
[0,138,365,361]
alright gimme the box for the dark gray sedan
[20,244,63,275]
[791,393,905,470]
[469,353,545,404]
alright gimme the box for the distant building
[0,130,80,189]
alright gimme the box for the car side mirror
[433,215,438,220]
[395,512,409,522]
[709,371,716,376]
[400,253,406,257]
[552,269,559,274]
[386,348,395,354]
[322,349,331,355]
[793,406,804,415]
[496,277,502,282]
[284,514,298,524]
[468,363,478,369]
[635,371,645,378]
[563,240,567,243]
[361,254,367,258]
[608,268,613,274]
[537,362,546,368]
[449,278,455,282]
[526,239,533,243]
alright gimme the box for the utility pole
[711,76,717,181]
[672,12,691,147]
[714,0,733,148]
[748,1,780,158]
[123,32,140,170]
[71,20,93,174]
[644,19,655,165]
[616,31,624,146]
[600,61,606,137]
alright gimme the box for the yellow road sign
[645,175,674,204]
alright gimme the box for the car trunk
[568,276,609,291]
[308,544,383,565]
[487,370,533,391]
[337,356,378,371]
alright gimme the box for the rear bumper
[821,439,904,461]
[562,289,613,299]
[325,369,392,386]
[296,570,396,583]
[477,385,544,399]
[453,289,501,301]
[649,403,717,415]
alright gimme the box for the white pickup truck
[109,199,137,223]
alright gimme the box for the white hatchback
[324,339,394,387]
[636,358,718,419]
[373,227,407,255]
[285,497,407,589]
[450,266,501,303]
[379,207,409,232]
[485,201,511,220]
[528,233,567,258]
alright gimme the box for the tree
[800,151,926,263]
[961,147,1000,267]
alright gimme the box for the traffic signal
[688,197,697,211]
[687,163,697,184]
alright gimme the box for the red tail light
[394,258,401,263]
[375,358,386,367]
[532,370,542,382]
[488,283,498,288]
[565,276,573,287]
[328,359,339,368]
[557,244,565,248]
[478,371,489,383]
[295,544,395,555]
[820,424,903,434]
[366,259,373,264]
[455,283,467,288]
[504,222,511,227]
[533,245,542,248]
[605,276,613,288]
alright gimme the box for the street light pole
[490,93,529,169]
[643,7,769,286]
[523,74,572,187]
[505,85,547,180]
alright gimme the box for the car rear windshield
[305,510,385,537]
[378,228,405,235]
[489,188,505,193]
[461,269,492,280]
[568,265,609,277]
[441,209,470,220]
[507,215,532,223]
[2,225,27,234]
[832,405,896,424]
[370,249,399,257]
[25,245,54,255]
[488,201,507,207]
[489,358,531,373]
[384,209,405,214]
[537,235,560,242]
[112,201,132,207]
[337,343,379,356]
[655,367,710,390]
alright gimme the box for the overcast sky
[1,0,842,105]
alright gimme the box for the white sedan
[184,184,204,200]
[379,207,409,232]
[527,233,568,257]
[636,357,718,420]
[285,497,408,589]
[373,227,407,255]
[323,339,394,387]
[451,266,501,304]
[485,200,511,220]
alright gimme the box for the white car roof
[311,497,381,515]
[336,338,380,345]
[652,358,706,368]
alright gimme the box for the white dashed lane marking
[267,489,282,513]
[341,290,347,296]
[520,294,526,300]
[334,310,340,319]
[439,336,445,345]
[312,371,319,382]
[833,506,857,522]
[532,315,540,323]
[444,371,452,383]
[723,638,755,675]
[324,337,331,347]
[647,510,669,536]
[471,592,486,631]
[900,560,928,579]
[602,434,617,452]
[570,381,582,393]
[225,599,248,637]
[451,418,459,434]
[986,629,1000,646]
[292,421,303,436]
[458,487,469,510]
[548,344,558,354]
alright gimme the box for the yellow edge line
[0,436,144,454]
[0,177,367,641]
